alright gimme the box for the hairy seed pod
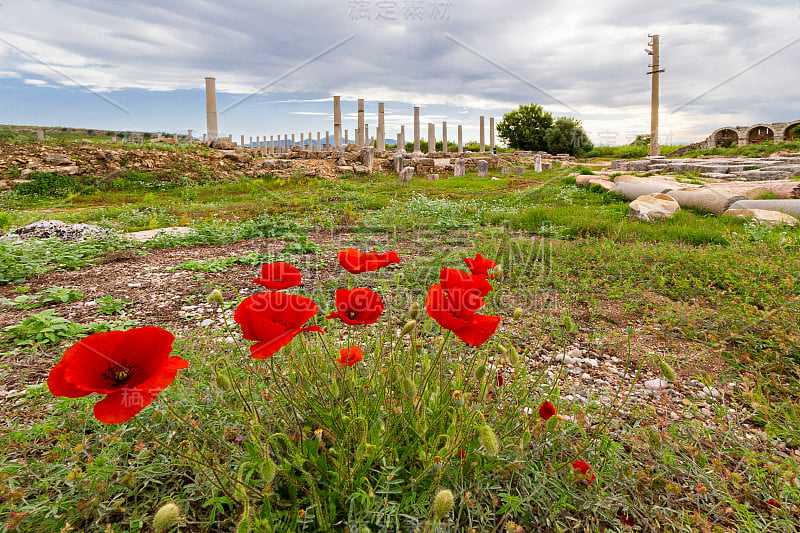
[475,365,486,381]
[433,488,455,519]
[477,423,499,456]
[402,377,418,400]
[215,371,232,391]
[508,345,519,366]
[659,359,676,382]
[513,307,523,320]
[207,289,223,307]
[260,456,276,484]
[401,320,417,336]
[153,503,181,533]
[408,302,421,319]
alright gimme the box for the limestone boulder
[628,193,680,221]
[723,209,798,227]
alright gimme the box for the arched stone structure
[712,128,739,148]
[700,119,799,148]
[784,121,800,141]
[746,124,775,144]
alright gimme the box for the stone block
[426,173,439,181]
[723,209,798,226]
[399,166,414,182]
[477,160,489,177]
[454,159,466,177]
[628,193,680,221]
[515,166,525,175]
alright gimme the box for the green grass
[1,159,800,531]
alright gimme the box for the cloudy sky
[0,0,798,145]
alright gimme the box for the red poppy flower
[336,345,363,366]
[252,262,302,290]
[326,288,384,325]
[463,253,501,279]
[573,460,596,483]
[337,248,400,274]
[765,498,781,509]
[47,327,187,424]
[234,291,324,359]
[619,515,635,526]
[440,268,493,297]
[496,374,505,386]
[539,400,556,421]
[425,284,500,346]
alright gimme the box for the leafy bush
[12,172,85,198]
[544,117,594,156]
[0,212,11,231]
[496,103,554,151]
[2,310,111,347]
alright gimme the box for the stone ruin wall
[700,120,800,148]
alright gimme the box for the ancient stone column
[173,133,178,142]
[396,134,403,152]
[413,107,421,154]
[292,134,295,151]
[400,125,406,152]
[454,159,466,177]
[489,117,495,154]
[308,132,312,151]
[333,95,343,150]
[365,124,369,147]
[534,154,542,173]
[37,129,44,141]
[357,98,365,146]
[187,130,192,143]
[300,133,304,151]
[477,160,489,177]
[400,166,414,182]
[270,135,274,155]
[325,130,330,151]
[317,132,321,152]
[262,136,267,156]
[442,122,448,154]
[377,103,386,151]
[427,123,435,155]
[205,77,219,141]
[345,129,349,145]
[458,125,463,153]
[479,116,485,153]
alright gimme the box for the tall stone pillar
[479,116,485,153]
[300,133,304,151]
[377,102,386,151]
[345,129,349,145]
[489,117,495,154]
[442,122,448,154]
[458,125,463,153]
[243,135,246,147]
[325,130,330,151]
[413,106,421,154]
[270,135,274,155]
[262,136,266,156]
[187,130,192,143]
[291,134,295,151]
[256,136,260,150]
[317,132,321,152]
[397,133,402,152]
[205,77,219,141]
[357,98,365,147]
[308,132,312,151]
[333,95,343,150]
[365,124,369,147]
[427,123,435,155]
[400,125,406,152]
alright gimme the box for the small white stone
[702,386,721,399]
[200,319,214,327]
[701,407,712,417]
[644,378,669,391]
[84,301,96,307]
[128,283,142,288]
[224,337,235,344]
[566,348,583,359]
[584,358,599,368]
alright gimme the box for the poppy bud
[508,345,519,366]
[493,265,503,278]
[260,457,276,484]
[475,365,486,381]
[401,320,417,336]
[477,423,499,456]
[497,344,508,355]
[513,308,523,320]
[659,359,676,382]
[215,371,232,391]
[153,503,181,533]
[402,377,418,400]
[207,289,223,307]
[432,488,455,519]
[408,302,420,319]
[390,366,403,384]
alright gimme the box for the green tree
[544,117,594,157]
[496,104,554,151]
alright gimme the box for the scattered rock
[13,220,110,241]
[723,208,798,226]
[628,193,681,221]
[644,379,670,391]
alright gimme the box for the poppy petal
[47,359,92,398]
[92,356,188,424]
